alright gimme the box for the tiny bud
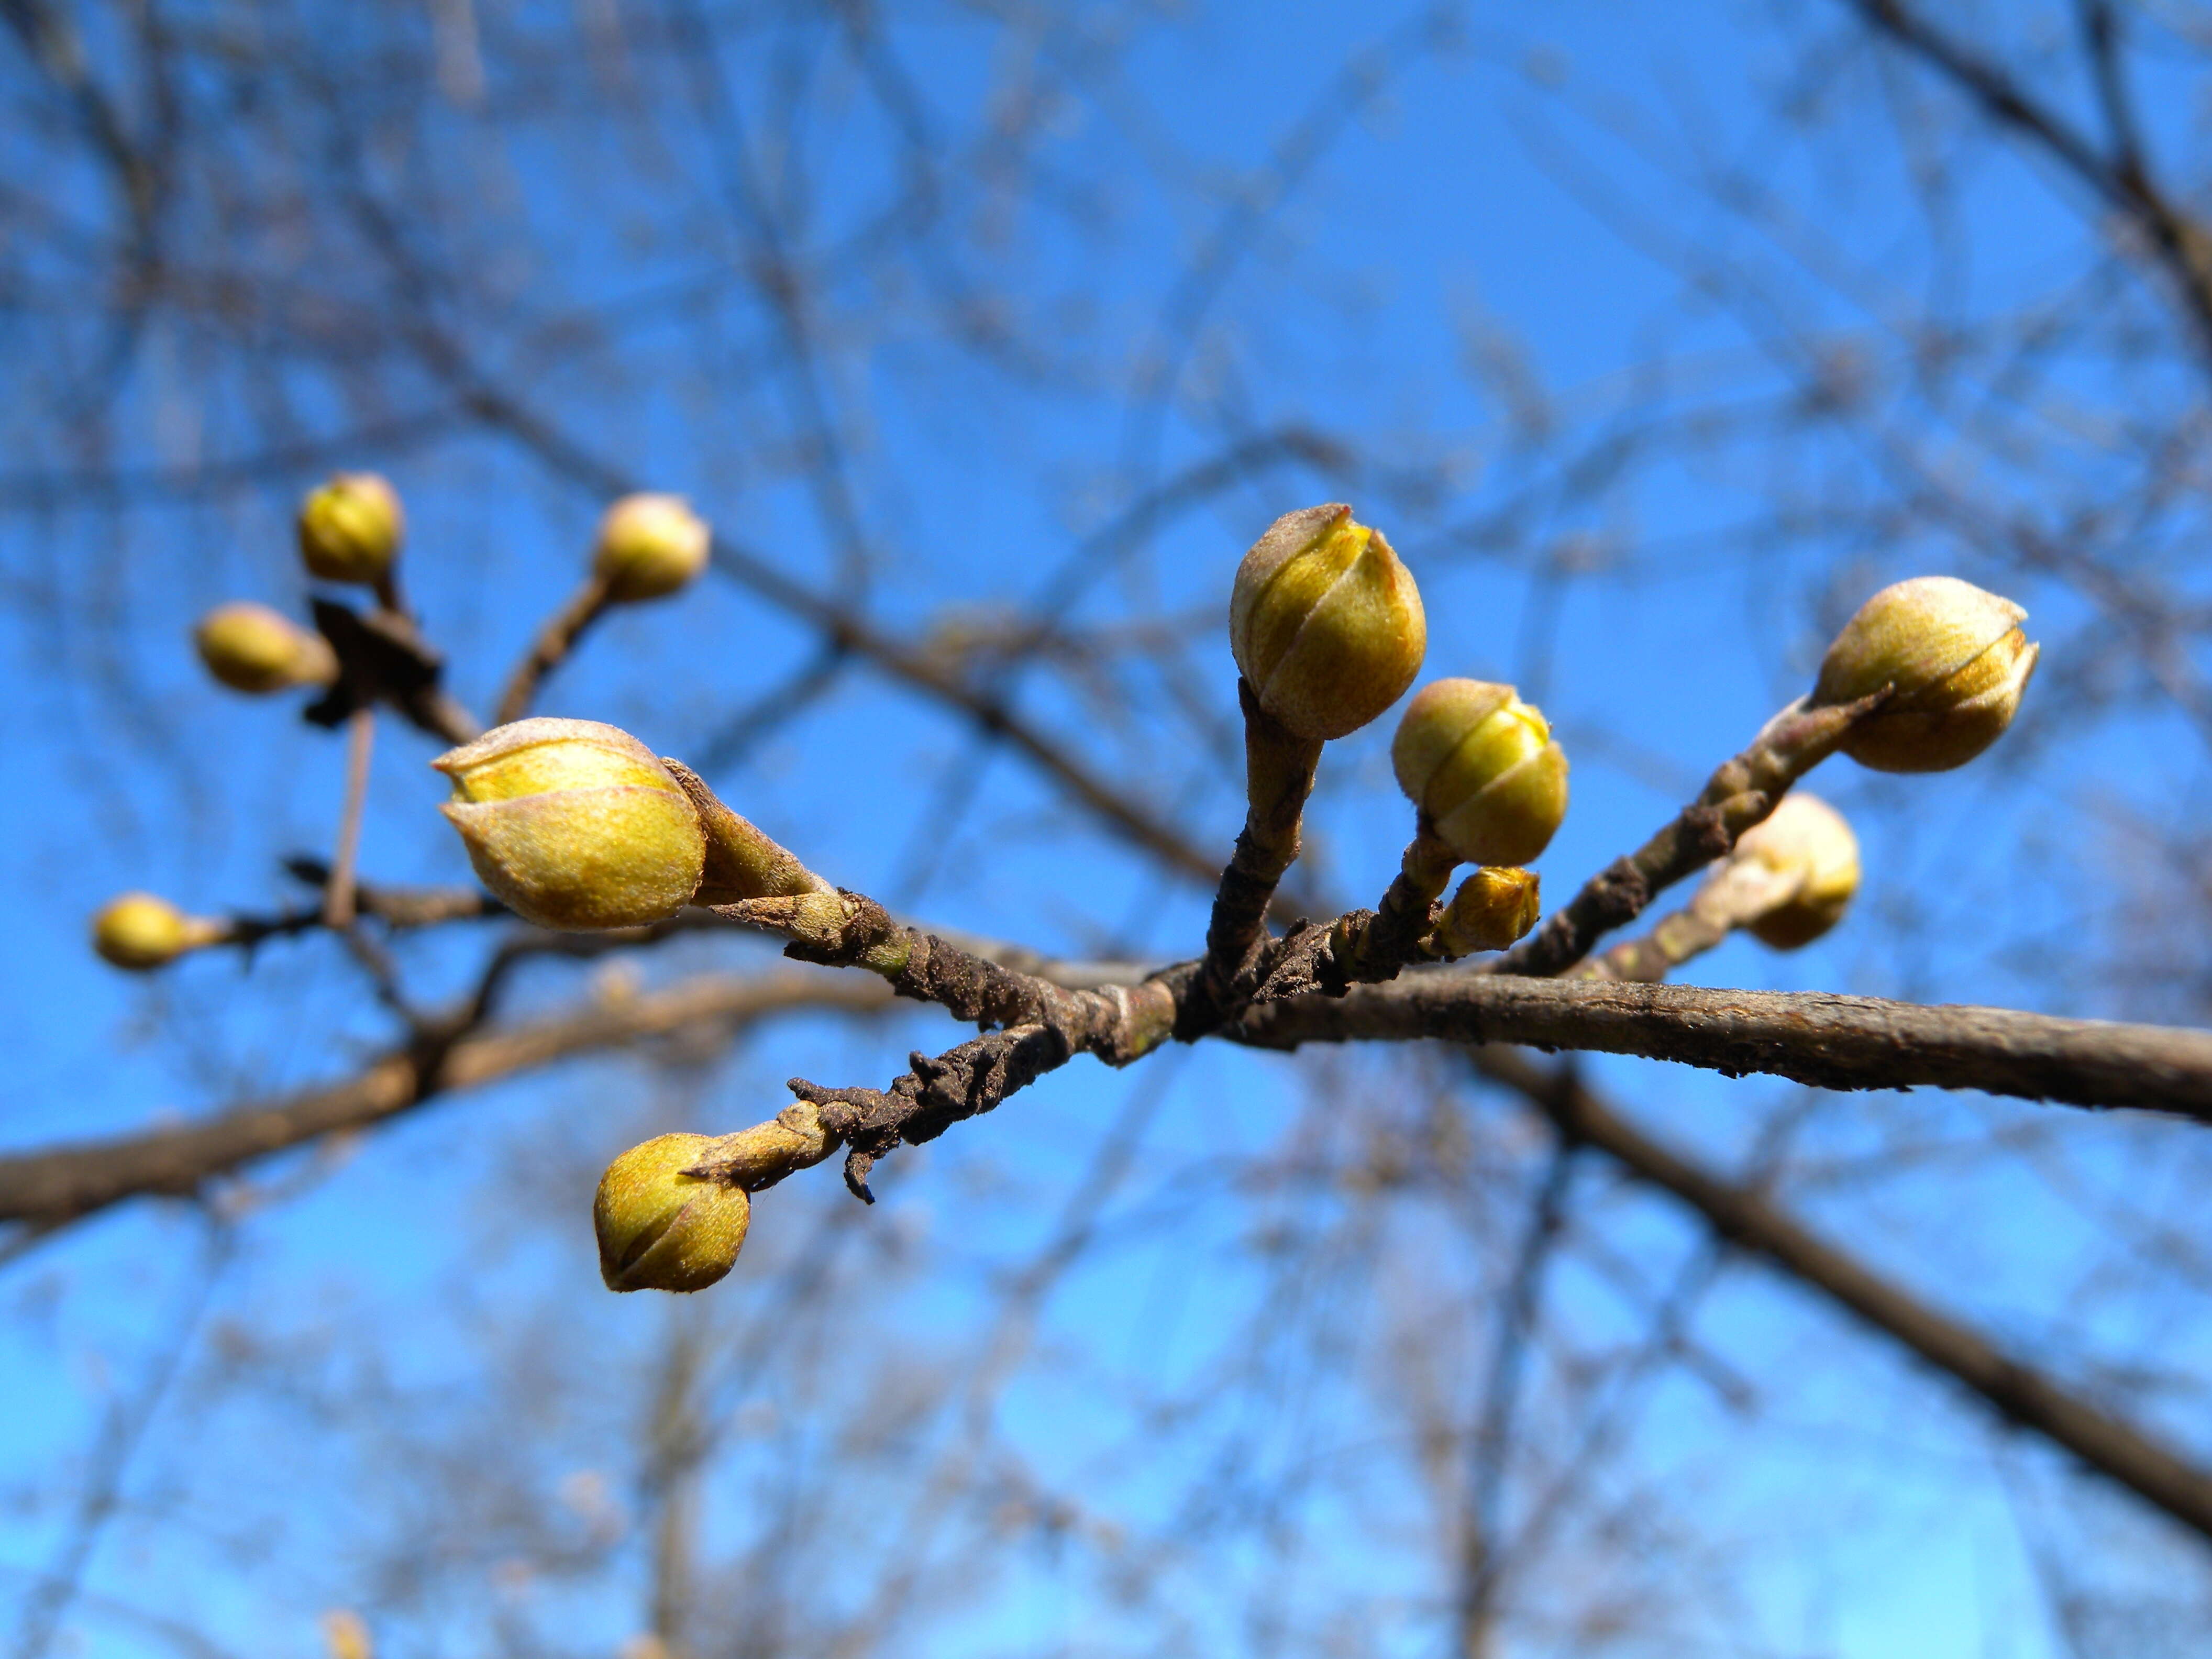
[91,892,220,970]
[1229,504,1426,740]
[1731,792,1861,950]
[1391,679,1569,866]
[1813,576,2039,772]
[594,1133,751,1293]
[594,494,711,603]
[297,473,405,587]
[321,1611,373,1659]
[193,602,339,694]
[434,717,706,930]
[1436,866,1541,956]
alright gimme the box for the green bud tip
[193,602,338,695]
[296,472,405,587]
[593,494,711,603]
[1229,504,1426,741]
[1732,792,1860,950]
[92,892,220,971]
[433,717,707,930]
[1391,679,1569,867]
[1813,576,2039,773]
[594,1133,751,1293]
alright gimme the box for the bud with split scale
[593,493,711,604]
[193,602,338,694]
[1813,576,2038,773]
[594,1133,751,1292]
[91,892,224,970]
[1229,504,1426,742]
[297,472,405,589]
[1391,679,1569,868]
[434,718,707,931]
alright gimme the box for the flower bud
[1812,576,2039,773]
[91,892,220,970]
[594,1133,751,1292]
[1228,504,1426,740]
[297,472,404,587]
[1731,792,1861,950]
[434,717,706,930]
[1435,866,1541,957]
[193,602,339,694]
[593,494,711,603]
[1391,679,1569,866]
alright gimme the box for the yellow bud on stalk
[1732,792,1861,950]
[593,494,711,603]
[1813,576,2038,772]
[1391,679,1569,867]
[193,602,339,694]
[1435,865,1542,957]
[91,892,222,970]
[433,717,706,930]
[594,1133,751,1292]
[296,472,405,587]
[1229,504,1426,740]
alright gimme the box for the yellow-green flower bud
[593,494,711,603]
[1732,792,1861,950]
[433,717,706,930]
[1435,866,1541,957]
[297,472,405,586]
[91,892,221,970]
[1391,679,1569,866]
[1228,504,1426,740]
[1812,576,2039,773]
[193,602,338,694]
[594,1132,751,1292]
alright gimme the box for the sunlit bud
[1435,866,1541,956]
[433,717,706,930]
[1391,679,1569,866]
[1812,576,2039,773]
[593,494,711,603]
[594,1133,751,1293]
[1731,792,1861,950]
[91,892,222,970]
[192,602,339,694]
[1229,504,1426,740]
[296,472,405,587]
[320,1610,373,1659]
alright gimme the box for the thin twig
[494,572,612,726]
[322,706,376,929]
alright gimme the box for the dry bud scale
[1813,576,2039,772]
[434,718,706,930]
[296,472,405,588]
[193,602,339,694]
[1229,503,1426,740]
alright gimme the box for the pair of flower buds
[190,480,716,697]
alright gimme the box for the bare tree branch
[1472,1046,2212,1543]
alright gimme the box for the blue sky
[3,2,2210,1654]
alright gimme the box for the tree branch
[1244,972,2212,1122]
[1472,1046,2212,1542]
[0,972,895,1229]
